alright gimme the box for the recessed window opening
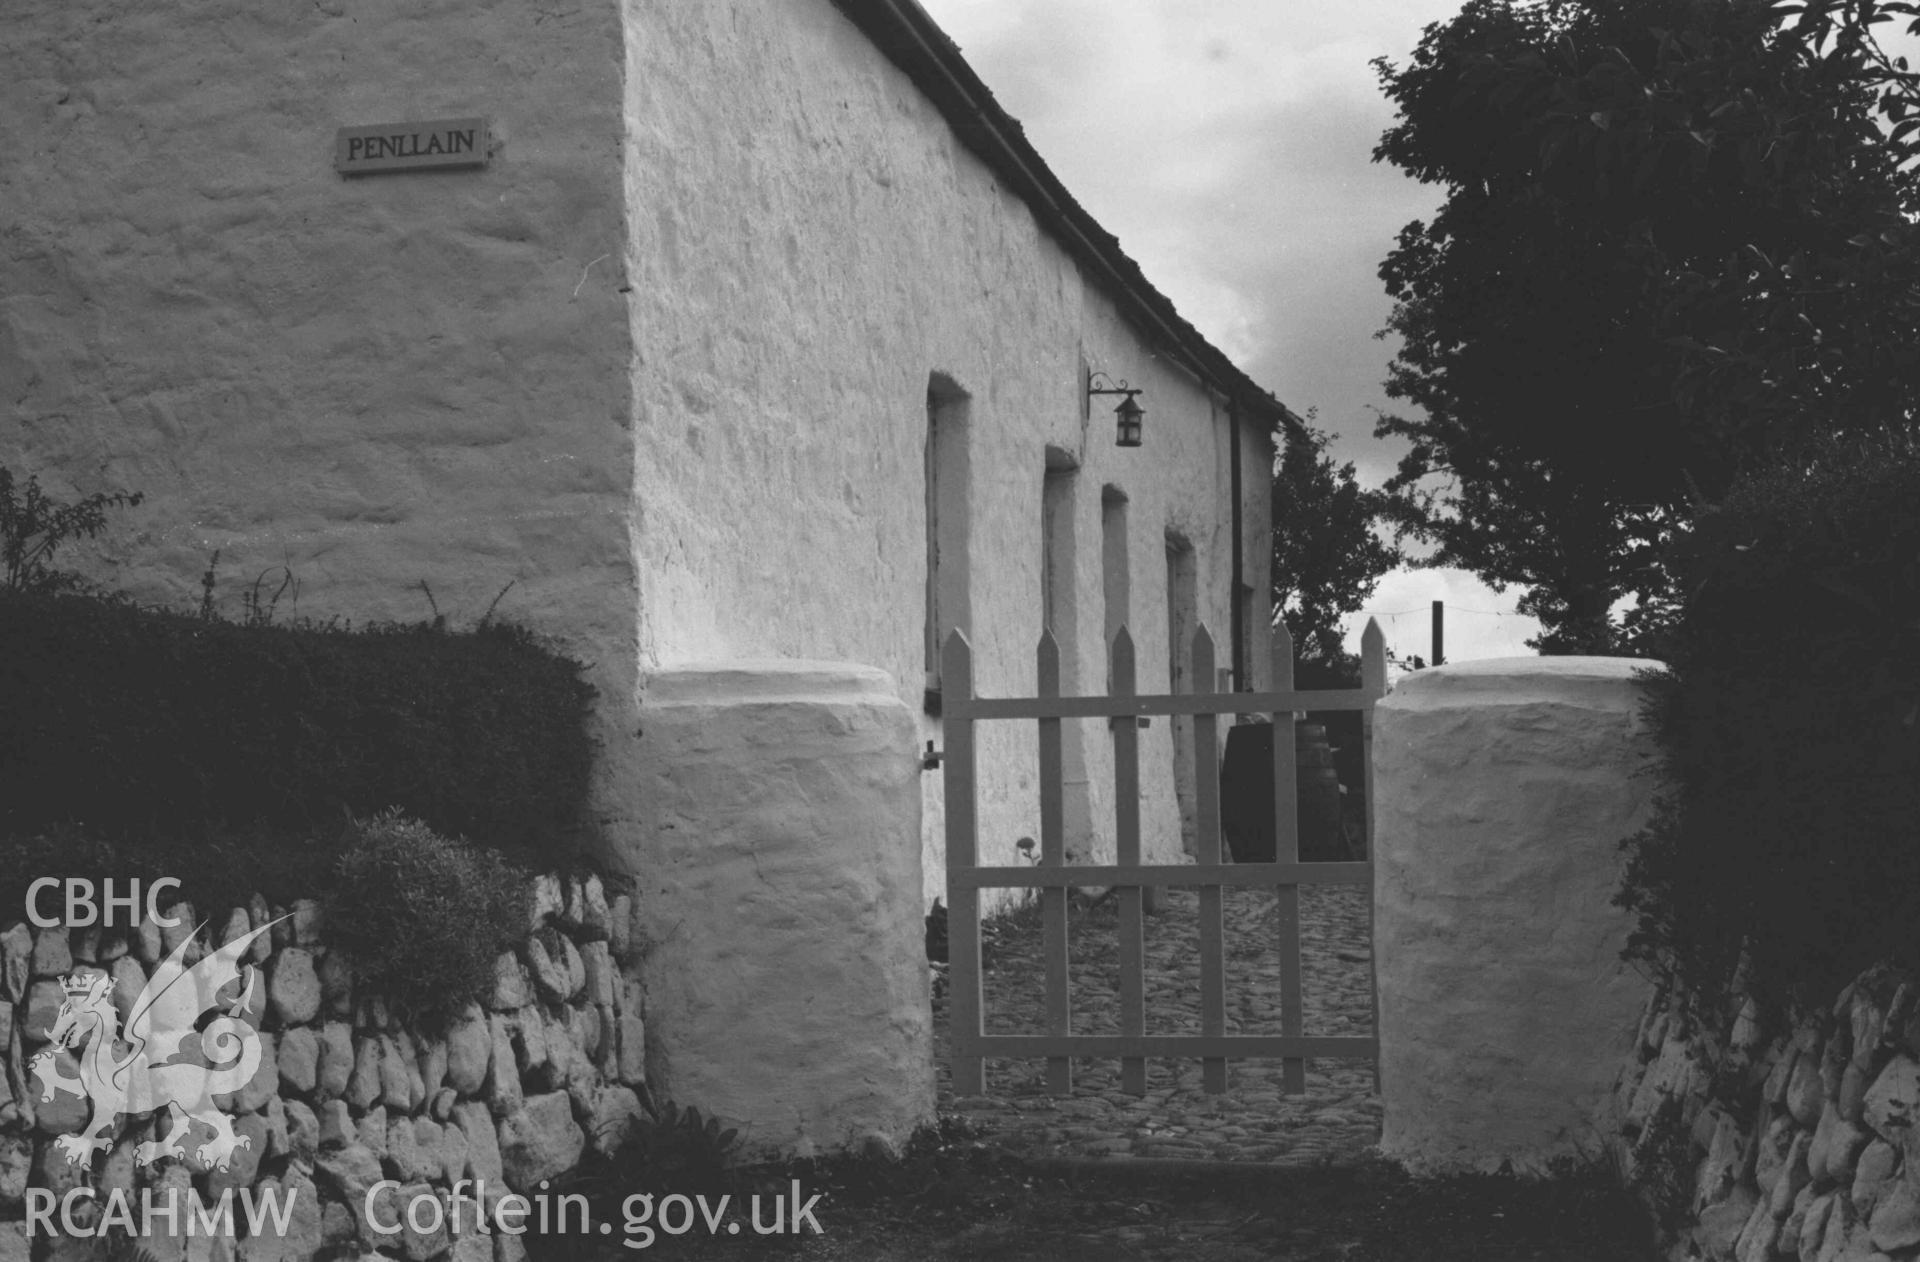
[1045,448,1095,863]
[1166,530,1200,856]
[924,374,972,709]
[1042,450,1079,643]
[1101,486,1130,678]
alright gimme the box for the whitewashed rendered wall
[620,0,1272,908]
[1,0,1272,914]
[631,663,933,1157]
[1374,658,1660,1172]
[0,2,642,859]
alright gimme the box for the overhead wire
[1337,602,1537,662]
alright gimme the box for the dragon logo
[28,918,280,1171]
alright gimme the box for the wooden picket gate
[942,619,1387,1097]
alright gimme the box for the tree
[1371,0,1920,652]
[1270,420,1401,679]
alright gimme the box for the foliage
[539,1091,743,1249]
[1617,430,1920,1014]
[1370,0,1920,652]
[624,1095,742,1196]
[329,811,530,1030]
[0,587,595,850]
[1270,420,1402,667]
[1628,1095,1697,1233]
[0,467,142,595]
[1786,0,1920,165]
[88,1228,162,1262]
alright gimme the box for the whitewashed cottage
[2,0,1290,1152]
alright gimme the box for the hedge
[1617,429,1920,1015]
[0,590,596,851]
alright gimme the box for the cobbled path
[932,884,1383,1166]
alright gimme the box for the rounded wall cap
[642,659,899,708]
[1379,655,1665,714]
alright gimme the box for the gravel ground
[932,883,1383,1166]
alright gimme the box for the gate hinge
[921,740,943,770]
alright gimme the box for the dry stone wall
[0,873,645,1262]
[1615,966,1920,1262]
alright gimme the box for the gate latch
[921,740,943,771]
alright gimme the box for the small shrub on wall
[1618,430,1920,1016]
[330,810,531,1029]
[0,589,595,850]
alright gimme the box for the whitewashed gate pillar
[1373,657,1660,1172]
[629,661,933,1158]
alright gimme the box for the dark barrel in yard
[1220,720,1353,862]
[1296,723,1347,852]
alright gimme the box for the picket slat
[1037,631,1072,1096]
[1112,627,1147,1096]
[1271,623,1307,1096]
[1192,627,1227,1093]
[1362,618,1387,1096]
[942,630,984,1096]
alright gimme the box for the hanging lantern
[1088,371,1145,449]
[1113,392,1144,447]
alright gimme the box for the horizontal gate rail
[949,862,1372,889]
[948,687,1377,721]
[966,1035,1375,1059]
[943,618,1387,1099]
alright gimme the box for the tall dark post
[1431,600,1445,667]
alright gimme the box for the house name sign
[334,117,489,175]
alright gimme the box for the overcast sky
[916,0,1547,662]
